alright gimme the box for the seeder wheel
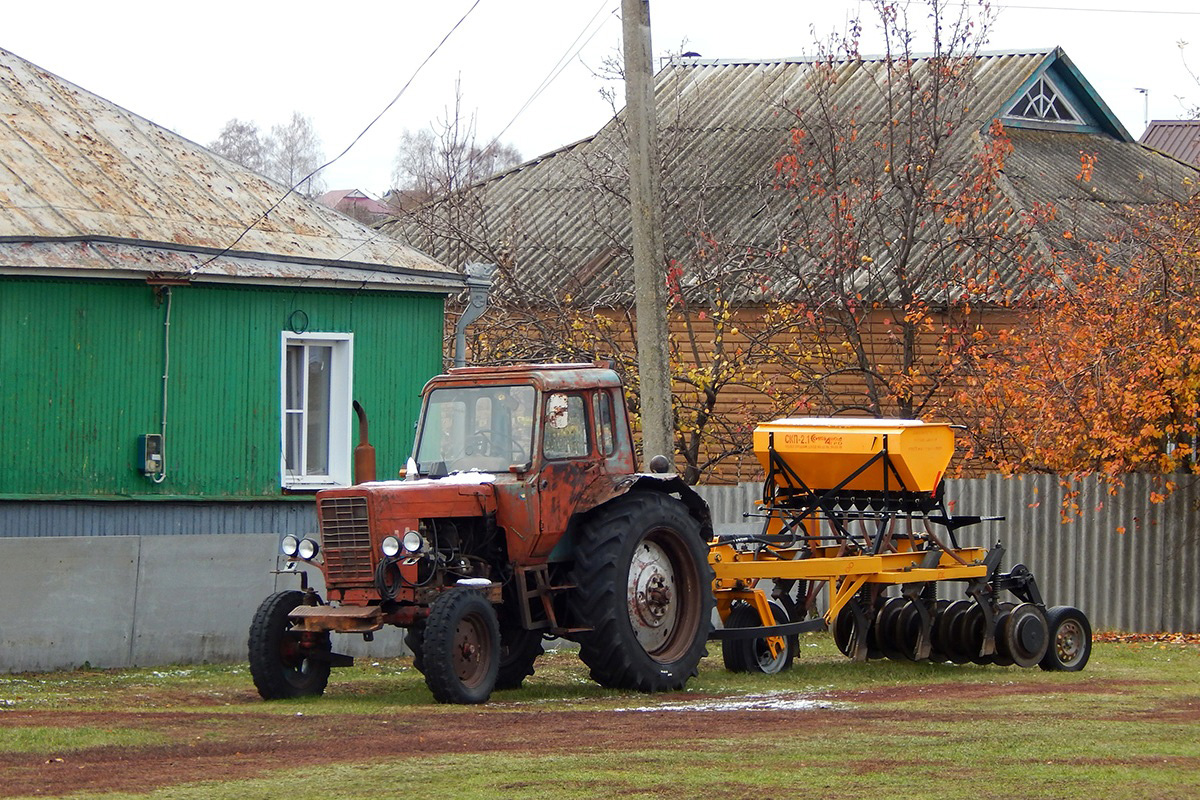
[1039,606,1092,672]
[875,597,908,660]
[991,602,1017,667]
[722,601,796,674]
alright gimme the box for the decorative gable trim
[998,48,1132,142]
[1006,75,1084,124]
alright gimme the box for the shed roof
[384,47,1194,305]
[0,47,459,292]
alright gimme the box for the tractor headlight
[280,535,300,557]
[297,538,320,560]
[381,536,401,558]
[402,529,425,553]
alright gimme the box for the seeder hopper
[709,418,1091,674]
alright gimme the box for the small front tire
[248,590,331,700]
[422,588,501,704]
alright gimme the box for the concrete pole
[622,0,674,466]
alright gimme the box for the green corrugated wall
[0,278,445,499]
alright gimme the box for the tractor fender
[547,473,713,563]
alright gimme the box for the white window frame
[280,332,354,489]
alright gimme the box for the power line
[188,0,483,276]
[492,0,618,146]
[980,1,1200,13]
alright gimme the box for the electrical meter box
[138,433,163,476]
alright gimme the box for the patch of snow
[362,470,496,488]
[614,691,845,712]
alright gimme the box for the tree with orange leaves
[768,0,1036,424]
[966,186,1200,490]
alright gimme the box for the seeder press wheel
[836,594,1089,672]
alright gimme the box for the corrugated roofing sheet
[0,47,459,291]
[386,48,1195,305]
[1139,120,1200,166]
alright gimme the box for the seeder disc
[1003,602,1049,668]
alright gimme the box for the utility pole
[622,0,674,466]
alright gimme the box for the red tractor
[249,363,715,703]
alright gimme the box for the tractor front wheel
[570,492,714,692]
[422,588,500,704]
[248,590,331,700]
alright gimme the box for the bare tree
[209,119,270,173]
[268,112,326,198]
[390,82,522,206]
[768,0,1031,422]
[208,113,326,197]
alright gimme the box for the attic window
[1006,76,1082,124]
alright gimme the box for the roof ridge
[664,47,1058,69]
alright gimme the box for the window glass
[281,334,352,488]
[1007,76,1082,124]
[415,385,535,474]
[543,393,589,460]
[305,345,332,475]
[593,391,615,456]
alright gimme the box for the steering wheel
[472,428,528,462]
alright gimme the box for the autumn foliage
[967,187,1200,488]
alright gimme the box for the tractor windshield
[414,385,536,475]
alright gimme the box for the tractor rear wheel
[495,624,545,690]
[721,601,795,674]
[1039,606,1092,672]
[570,492,714,692]
[404,626,425,673]
[422,588,500,704]
[248,590,331,700]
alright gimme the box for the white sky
[5,1,1200,197]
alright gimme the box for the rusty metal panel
[0,47,458,288]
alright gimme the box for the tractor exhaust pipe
[352,400,376,483]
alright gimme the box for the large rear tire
[248,590,331,700]
[570,492,715,692]
[495,624,545,690]
[422,587,500,704]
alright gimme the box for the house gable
[998,48,1131,141]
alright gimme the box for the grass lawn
[0,635,1197,799]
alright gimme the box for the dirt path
[0,680,1167,797]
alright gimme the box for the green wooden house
[0,47,462,536]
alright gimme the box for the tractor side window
[593,391,615,456]
[543,393,589,460]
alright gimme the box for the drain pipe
[454,261,496,368]
[152,285,173,484]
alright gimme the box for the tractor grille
[318,496,374,584]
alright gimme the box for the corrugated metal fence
[695,474,1200,633]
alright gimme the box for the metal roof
[1139,120,1200,166]
[0,47,460,292]
[385,48,1194,305]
